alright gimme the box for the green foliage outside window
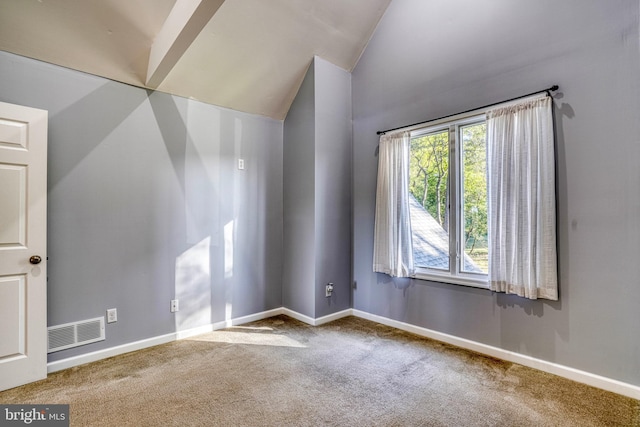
[409,130,449,230]
[461,123,488,272]
[409,123,488,273]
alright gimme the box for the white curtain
[487,95,558,300]
[373,131,414,277]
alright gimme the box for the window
[408,115,488,287]
[373,93,557,299]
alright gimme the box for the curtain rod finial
[550,85,559,91]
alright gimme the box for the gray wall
[0,51,283,362]
[283,57,352,318]
[283,62,316,317]
[352,0,640,386]
[313,57,352,318]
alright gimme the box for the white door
[0,101,48,391]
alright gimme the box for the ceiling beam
[146,0,225,88]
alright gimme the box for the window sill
[411,270,489,290]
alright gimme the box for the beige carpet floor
[1,315,638,426]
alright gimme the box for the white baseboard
[47,306,640,400]
[280,308,315,325]
[281,308,352,326]
[351,309,640,400]
[47,308,283,374]
[313,309,353,325]
[175,323,216,340]
[47,332,178,374]
[211,308,285,330]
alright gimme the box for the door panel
[0,101,48,391]
[0,275,26,358]
[0,164,27,247]
[0,118,28,149]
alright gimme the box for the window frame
[409,113,489,289]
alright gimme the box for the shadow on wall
[147,92,271,331]
[49,81,148,190]
[495,293,561,317]
[552,89,574,310]
[148,91,223,249]
[46,81,161,335]
[375,273,413,319]
[148,92,223,332]
[376,273,413,294]
[147,90,188,194]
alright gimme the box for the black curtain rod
[376,85,559,135]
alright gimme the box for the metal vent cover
[48,317,105,353]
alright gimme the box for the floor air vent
[48,317,105,353]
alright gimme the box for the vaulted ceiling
[0,0,391,119]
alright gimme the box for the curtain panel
[487,95,558,300]
[373,131,415,278]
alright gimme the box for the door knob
[29,255,42,265]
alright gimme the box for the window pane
[409,130,449,270]
[461,123,488,274]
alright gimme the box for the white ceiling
[0,0,391,119]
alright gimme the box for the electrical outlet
[171,299,179,313]
[106,308,117,323]
[238,158,245,170]
[326,283,334,298]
